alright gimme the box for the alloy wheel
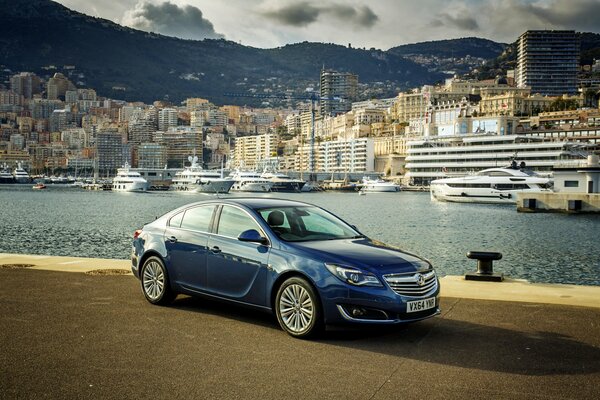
[278,283,314,333]
[143,260,165,301]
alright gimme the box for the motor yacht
[171,156,235,194]
[360,177,401,193]
[430,162,552,204]
[0,164,15,183]
[13,162,31,184]
[260,171,306,192]
[112,163,150,192]
[228,170,273,192]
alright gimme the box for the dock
[2,252,599,399]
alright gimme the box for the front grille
[383,270,438,297]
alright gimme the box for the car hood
[285,238,431,274]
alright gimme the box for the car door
[206,205,270,306]
[164,205,216,291]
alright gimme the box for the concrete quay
[1,253,600,399]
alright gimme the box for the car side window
[217,205,262,238]
[168,211,184,228]
[180,205,215,232]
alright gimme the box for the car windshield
[257,206,362,242]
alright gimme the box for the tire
[140,256,175,305]
[275,277,323,338]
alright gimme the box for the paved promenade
[1,253,600,399]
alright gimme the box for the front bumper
[318,277,441,325]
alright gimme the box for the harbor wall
[517,192,600,213]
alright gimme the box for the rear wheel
[275,277,323,338]
[141,256,175,305]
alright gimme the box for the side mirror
[238,229,268,245]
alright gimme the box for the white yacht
[229,170,273,192]
[360,177,401,192]
[13,162,31,184]
[171,156,235,194]
[112,163,150,192]
[430,162,552,204]
[0,164,15,183]
[261,171,306,192]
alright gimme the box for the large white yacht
[430,162,552,204]
[228,170,273,192]
[112,163,150,192]
[171,156,235,193]
[13,162,31,184]
[0,164,15,183]
[260,171,306,192]
[360,177,401,193]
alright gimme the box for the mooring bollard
[465,251,504,282]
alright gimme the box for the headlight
[325,263,383,287]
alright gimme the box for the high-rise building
[516,30,579,96]
[96,132,125,174]
[10,72,41,99]
[158,108,178,131]
[128,107,158,145]
[47,73,76,100]
[320,69,358,116]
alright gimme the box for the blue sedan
[131,198,440,338]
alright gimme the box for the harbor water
[1,185,599,286]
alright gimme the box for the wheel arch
[139,250,166,277]
[270,270,321,312]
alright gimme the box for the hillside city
[1,29,600,187]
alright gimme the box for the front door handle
[168,236,177,243]
[210,246,221,253]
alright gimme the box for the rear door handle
[168,236,177,243]
[210,246,221,253]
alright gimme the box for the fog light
[351,307,366,317]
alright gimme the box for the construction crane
[224,92,343,180]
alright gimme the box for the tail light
[133,229,142,239]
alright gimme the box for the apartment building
[516,30,579,96]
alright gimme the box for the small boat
[360,177,401,192]
[32,183,47,190]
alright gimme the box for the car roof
[183,197,316,210]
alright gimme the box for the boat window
[478,171,512,177]
[217,205,262,238]
[180,205,216,232]
[447,183,491,188]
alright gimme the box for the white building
[405,134,590,186]
[552,155,600,194]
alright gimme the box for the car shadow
[167,295,600,377]
[170,294,281,331]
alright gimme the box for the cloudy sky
[54,0,600,49]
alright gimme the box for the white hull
[361,185,401,192]
[231,181,272,192]
[195,179,235,193]
[112,181,149,192]
[430,188,536,204]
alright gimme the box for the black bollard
[465,251,504,282]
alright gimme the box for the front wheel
[141,256,175,305]
[275,277,323,338]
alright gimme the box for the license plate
[407,297,436,313]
